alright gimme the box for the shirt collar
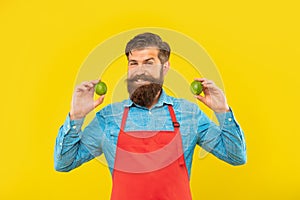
[123,89,173,108]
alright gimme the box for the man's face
[127,47,163,81]
[126,47,169,107]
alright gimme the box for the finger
[205,80,214,84]
[90,79,100,85]
[82,82,94,88]
[76,83,95,92]
[201,79,213,84]
[200,78,214,85]
[202,81,214,88]
[193,78,215,89]
[194,77,206,82]
[194,94,206,104]
[78,85,93,93]
[80,81,90,86]
[76,85,89,92]
[94,95,105,108]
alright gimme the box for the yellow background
[1,0,299,199]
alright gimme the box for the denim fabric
[54,90,246,177]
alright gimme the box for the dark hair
[125,32,171,64]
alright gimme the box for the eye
[129,62,138,66]
[145,61,154,66]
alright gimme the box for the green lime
[95,81,107,95]
[190,80,203,95]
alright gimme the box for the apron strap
[168,105,185,166]
[167,105,180,130]
[120,107,129,131]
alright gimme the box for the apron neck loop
[167,105,180,129]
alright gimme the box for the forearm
[54,114,94,172]
[198,109,247,165]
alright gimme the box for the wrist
[214,105,230,113]
[70,112,85,120]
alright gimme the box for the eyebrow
[128,57,155,63]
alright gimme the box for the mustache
[126,74,158,83]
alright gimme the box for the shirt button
[59,142,63,146]
[72,125,77,129]
[228,118,232,122]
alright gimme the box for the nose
[136,65,146,75]
[131,64,148,76]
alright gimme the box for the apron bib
[111,105,192,200]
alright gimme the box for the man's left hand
[194,78,230,113]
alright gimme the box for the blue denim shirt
[54,90,246,178]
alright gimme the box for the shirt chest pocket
[105,121,121,142]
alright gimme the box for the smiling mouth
[135,79,150,84]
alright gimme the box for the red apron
[111,105,192,200]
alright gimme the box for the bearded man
[54,32,246,200]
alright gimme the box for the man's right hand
[70,79,105,120]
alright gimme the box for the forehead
[128,47,159,61]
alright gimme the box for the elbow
[54,159,73,172]
[230,151,247,166]
[54,165,72,172]
[54,163,71,172]
[232,157,247,166]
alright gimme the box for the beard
[127,72,163,108]
[130,83,162,107]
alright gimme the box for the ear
[162,61,170,76]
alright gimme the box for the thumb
[194,95,206,104]
[94,95,105,108]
